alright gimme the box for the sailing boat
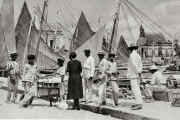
[15,1,62,73]
[0,0,14,73]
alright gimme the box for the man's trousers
[83,77,93,101]
[130,79,143,104]
[109,80,119,105]
[6,78,18,102]
[20,82,36,106]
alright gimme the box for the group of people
[5,42,166,110]
[6,53,38,107]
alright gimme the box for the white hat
[97,50,105,55]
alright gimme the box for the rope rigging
[124,0,173,40]
[123,1,161,34]
[121,3,136,42]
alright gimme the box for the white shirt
[6,61,20,75]
[127,50,143,79]
[151,70,166,85]
[107,61,117,74]
[98,58,110,75]
[23,64,38,83]
[56,66,66,76]
[83,56,95,78]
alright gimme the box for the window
[50,40,54,48]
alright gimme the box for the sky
[1,0,180,39]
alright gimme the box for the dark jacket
[66,59,83,99]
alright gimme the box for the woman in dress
[66,52,83,110]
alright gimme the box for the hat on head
[57,57,65,63]
[27,54,36,60]
[108,53,116,58]
[149,65,158,71]
[97,50,105,55]
[10,52,18,58]
[128,42,138,50]
[84,49,90,53]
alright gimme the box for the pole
[109,0,121,54]
[22,18,34,66]
[171,39,174,63]
[35,0,48,62]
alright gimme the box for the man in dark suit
[66,52,83,110]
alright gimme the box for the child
[6,53,20,103]
[20,54,38,107]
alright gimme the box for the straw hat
[97,50,105,55]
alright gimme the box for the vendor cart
[21,74,65,107]
[37,75,65,106]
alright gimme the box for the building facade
[137,34,173,63]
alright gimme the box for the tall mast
[35,0,48,61]
[109,0,121,53]
[22,17,34,66]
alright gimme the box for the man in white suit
[127,43,143,110]
[107,53,119,106]
[83,49,95,102]
[97,51,110,105]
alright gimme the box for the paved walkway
[1,77,180,120]
[0,89,120,120]
[0,77,120,120]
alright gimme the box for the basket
[152,89,170,102]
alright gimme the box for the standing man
[83,49,95,102]
[19,54,38,107]
[66,52,83,110]
[97,51,110,105]
[107,53,119,106]
[127,43,143,110]
[6,53,20,104]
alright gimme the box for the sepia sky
[1,0,180,37]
